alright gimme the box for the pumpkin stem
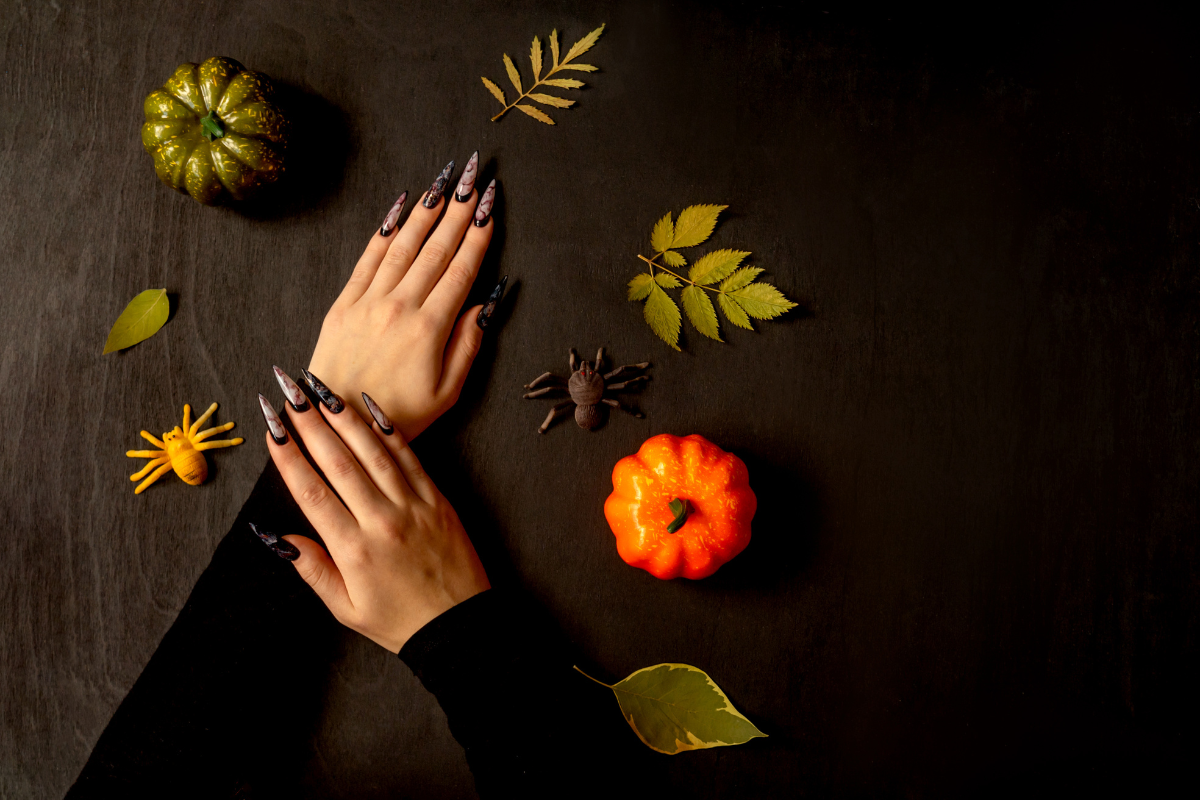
[200,109,225,141]
[666,498,691,534]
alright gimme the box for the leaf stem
[491,59,574,121]
[637,254,725,294]
[573,665,613,688]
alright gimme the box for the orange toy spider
[126,402,244,494]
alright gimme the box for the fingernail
[272,366,310,412]
[380,191,407,237]
[361,392,394,434]
[422,160,455,208]
[454,151,479,202]
[301,369,344,413]
[476,275,508,330]
[258,393,288,445]
[473,179,496,227]
[249,522,300,562]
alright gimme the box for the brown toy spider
[523,348,651,434]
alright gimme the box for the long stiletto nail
[422,160,455,208]
[272,366,309,412]
[454,151,479,202]
[300,369,344,413]
[477,275,508,329]
[249,522,300,562]
[258,393,288,445]
[361,392,394,434]
[473,179,496,227]
[380,191,407,237]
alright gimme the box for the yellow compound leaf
[527,92,575,108]
[481,77,506,106]
[103,288,169,354]
[681,285,722,341]
[516,104,555,124]
[672,204,727,248]
[503,53,522,93]
[530,36,543,81]
[644,283,681,350]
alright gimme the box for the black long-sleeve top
[66,462,663,798]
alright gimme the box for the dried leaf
[644,283,681,350]
[515,104,555,124]
[719,267,763,293]
[672,204,727,248]
[718,292,753,330]
[655,272,682,288]
[527,92,575,108]
[681,286,722,341]
[650,213,674,253]
[481,77,506,106]
[627,273,654,301]
[503,53,522,93]
[662,250,686,267]
[550,29,560,66]
[557,63,598,72]
[530,36,543,81]
[689,249,749,285]
[103,288,169,354]
[542,78,585,89]
[728,283,798,319]
[562,24,605,64]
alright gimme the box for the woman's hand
[256,380,490,653]
[308,154,501,441]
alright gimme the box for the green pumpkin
[141,57,288,204]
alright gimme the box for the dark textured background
[2,1,1198,797]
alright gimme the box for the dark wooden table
[2,2,1197,797]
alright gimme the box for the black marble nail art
[474,179,496,227]
[380,191,407,237]
[272,366,309,412]
[361,392,394,434]
[476,275,508,330]
[258,393,288,445]
[301,369,344,413]
[422,160,456,208]
[249,522,300,561]
[454,151,479,202]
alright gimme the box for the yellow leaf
[719,267,763,293]
[103,288,170,354]
[515,104,555,124]
[550,29,560,67]
[689,249,750,285]
[681,286,722,341]
[718,293,753,330]
[563,23,605,64]
[542,78,585,89]
[650,212,674,253]
[662,250,686,268]
[557,63,598,72]
[628,273,654,301]
[528,92,574,108]
[530,36,543,81]
[481,77,506,106]
[672,204,727,248]
[728,283,798,319]
[654,272,682,288]
[644,283,681,350]
[503,53,522,93]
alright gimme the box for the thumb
[283,535,355,623]
[438,305,485,403]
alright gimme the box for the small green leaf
[729,283,798,320]
[503,53,523,93]
[644,283,681,350]
[661,250,686,268]
[527,92,575,108]
[481,77,506,106]
[650,213,674,254]
[605,664,767,754]
[689,249,750,285]
[671,204,727,248]
[530,36,543,81]
[515,104,555,124]
[654,272,682,288]
[718,293,754,330]
[627,273,654,301]
[720,266,763,293]
[542,77,585,89]
[103,289,169,354]
[681,285,722,341]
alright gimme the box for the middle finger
[395,154,480,305]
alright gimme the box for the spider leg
[569,348,578,371]
[195,437,244,451]
[140,431,167,449]
[126,449,167,459]
[182,404,192,435]
[603,362,651,380]
[602,398,644,418]
[606,375,650,392]
[524,372,565,390]
[522,386,567,399]
[193,421,236,442]
[130,456,169,481]
[134,462,174,494]
[595,347,604,370]
[538,400,575,434]
[189,402,219,437]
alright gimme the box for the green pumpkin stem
[666,498,691,534]
[200,110,225,141]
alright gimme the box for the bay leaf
[103,288,169,354]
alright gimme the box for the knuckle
[366,451,396,476]
[441,261,475,290]
[384,242,416,267]
[325,454,359,479]
[299,480,331,510]
[419,240,450,266]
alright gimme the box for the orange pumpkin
[604,434,756,579]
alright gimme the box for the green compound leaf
[689,248,750,285]
[627,273,654,301]
[729,282,799,320]
[644,283,681,350]
[671,204,727,248]
[681,285,722,341]
[661,250,686,267]
[720,266,763,293]
[718,292,754,330]
[103,288,169,354]
[583,663,767,755]
[654,272,683,288]
[650,213,674,253]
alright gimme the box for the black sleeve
[399,590,667,798]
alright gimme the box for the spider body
[523,348,651,434]
[126,402,243,494]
